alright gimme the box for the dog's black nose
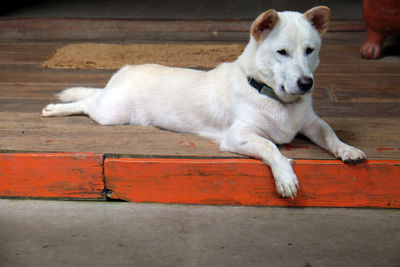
[297,76,313,92]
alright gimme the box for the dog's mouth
[280,85,312,96]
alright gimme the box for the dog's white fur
[42,6,366,198]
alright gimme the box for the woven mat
[42,43,244,70]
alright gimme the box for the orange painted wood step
[105,158,400,208]
[0,153,104,199]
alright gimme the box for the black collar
[247,77,282,102]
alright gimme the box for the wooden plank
[319,46,400,70]
[328,20,367,31]
[0,112,237,157]
[0,111,398,160]
[0,153,105,199]
[0,18,366,41]
[0,42,61,65]
[1,129,346,159]
[322,32,366,46]
[0,83,105,99]
[314,101,400,118]
[0,128,235,158]
[316,63,400,76]
[316,74,400,105]
[328,76,400,103]
[317,45,400,74]
[0,66,113,84]
[104,158,400,208]
[1,154,398,206]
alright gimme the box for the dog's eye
[305,47,314,55]
[277,49,288,56]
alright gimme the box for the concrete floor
[0,200,399,267]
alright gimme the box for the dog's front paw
[272,160,299,198]
[334,144,367,164]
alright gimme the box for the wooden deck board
[0,33,399,160]
[0,111,398,159]
[0,153,104,199]
[0,18,366,41]
[105,158,400,207]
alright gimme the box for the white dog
[42,6,366,198]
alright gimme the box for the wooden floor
[1,33,399,160]
[0,20,399,207]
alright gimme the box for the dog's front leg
[301,113,367,163]
[221,125,299,198]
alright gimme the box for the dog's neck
[238,41,282,102]
[247,77,283,102]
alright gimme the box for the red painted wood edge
[0,153,104,199]
[105,158,400,208]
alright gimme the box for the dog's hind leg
[42,86,101,117]
[42,101,88,117]
[42,91,131,126]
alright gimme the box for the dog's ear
[303,6,331,35]
[251,9,279,41]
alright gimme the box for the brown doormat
[43,43,244,70]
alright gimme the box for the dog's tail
[57,87,101,102]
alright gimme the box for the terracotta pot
[360,0,400,59]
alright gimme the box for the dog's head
[244,6,331,103]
